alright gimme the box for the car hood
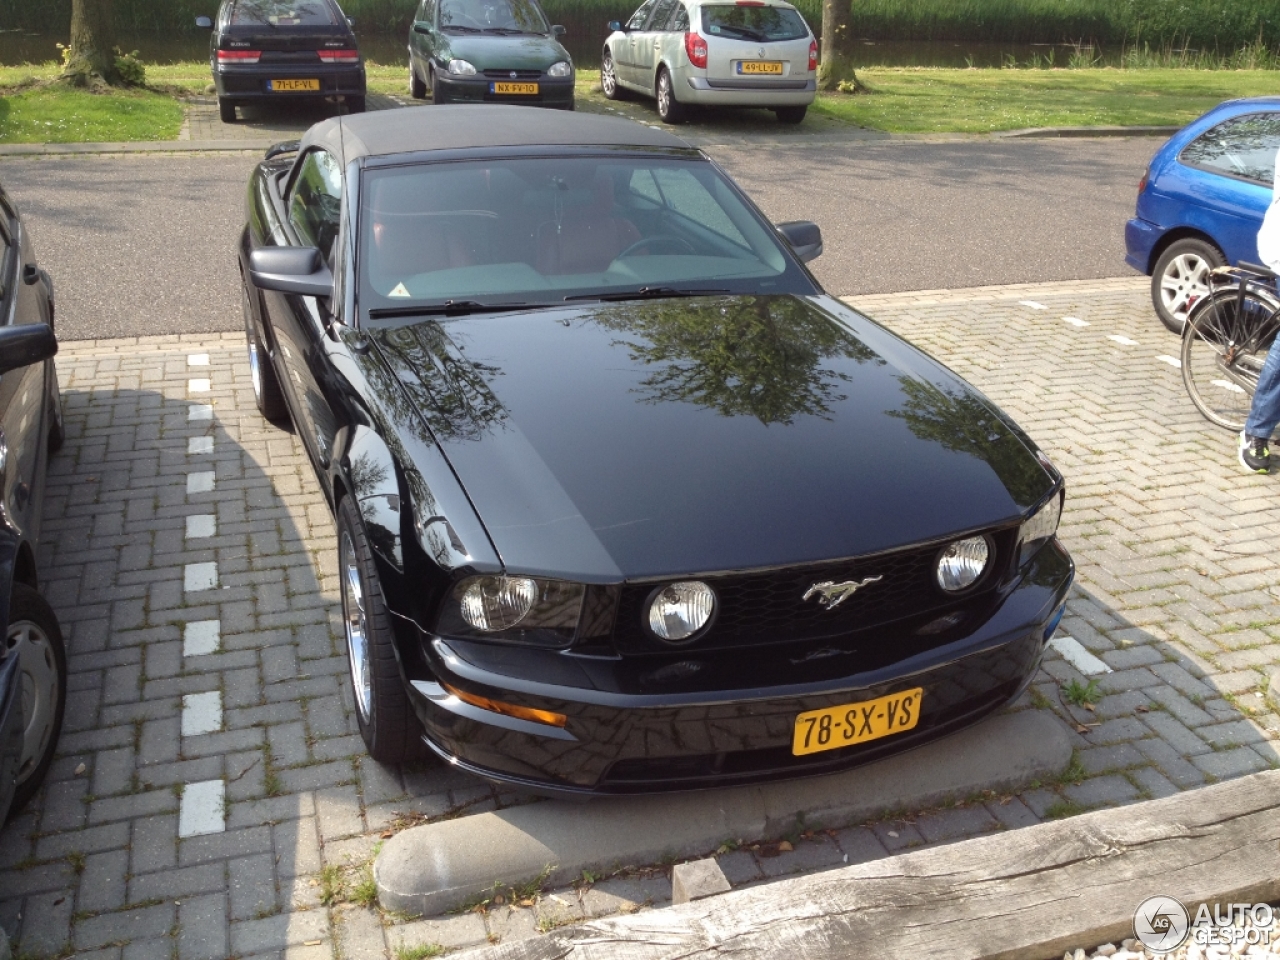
[369,294,1055,581]
[442,34,570,70]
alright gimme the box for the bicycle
[1181,260,1280,431]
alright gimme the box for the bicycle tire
[1181,285,1280,432]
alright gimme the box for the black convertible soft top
[298,104,690,162]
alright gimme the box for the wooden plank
[455,770,1280,960]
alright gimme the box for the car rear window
[231,0,339,26]
[1179,113,1280,188]
[700,4,808,42]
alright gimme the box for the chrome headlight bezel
[645,581,717,644]
[1017,489,1063,566]
[935,535,992,593]
[447,58,477,76]
[435,575,584,647]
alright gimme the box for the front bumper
[435,74,574,108]
[406,539,1073,797]
[1125,216,1160,275]
[214,63,366,101]
[682,75,815,107]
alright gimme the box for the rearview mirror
[608,20,623,32]
[552,24,566,36]
[346,15,355,27]
[776,220,823,262]
[413,20,432,34]
[195,15,213,28]
[0,324,57,376]
[249,247,334,298]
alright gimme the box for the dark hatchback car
[407,0,574,108]
[240,107,1072,796]
[1126,97,1280,333]
[197,0,367,124]
[0,185,66,822]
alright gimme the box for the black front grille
[612,529,1016,653]
[483,69,542,79]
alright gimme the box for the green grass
[812,66,1280,133]
[1061,678,1102,707]
[395,945,446,960]
[0,80,182,142]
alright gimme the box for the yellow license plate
[270,78,320,91]
[739,61,783,75]
[492,81,539,94]
[791,688,923,756]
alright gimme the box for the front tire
[6,583,67,819]
[775,105,807,124]
[1152,237,1225,334]
[46,361,64,454]
[218,97,237,123]
[409,62,427,100]
[655,67,685,124]
[430,67,445,105]
[243,280,288,423]
[601,49,623,100]
[337,496,423,764]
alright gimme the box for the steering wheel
[615,234,696,258]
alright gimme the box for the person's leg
[1245,335,1280,439]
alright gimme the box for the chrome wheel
[243,285,263,403]
[657,71,671,115]
[601,51,617,98]
[340,529,373,723]
[8,618,59,785]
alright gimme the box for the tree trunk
[60,0,119,88]
[818,0,858,92]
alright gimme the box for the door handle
[653,40,660,48]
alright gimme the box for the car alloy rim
[8,619,58,784]
[1161,252,1211,326]
[340,530,373,723]
[602,55,615,95]
[243,289,264,402]
[658,73,670,114]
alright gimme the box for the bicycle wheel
[1181,287,1279,431]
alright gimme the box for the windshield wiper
[718,25,767,40]
[564,287,730,303]
[368,299,549,319]
[483,27,533,34]
[440,24,482,32]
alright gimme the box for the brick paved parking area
[3,276,1280,959]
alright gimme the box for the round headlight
[547,60,572,78]
[936,536,990,592]
[647,581,715,642]
[460,576,537,631]
[447,58,477,76]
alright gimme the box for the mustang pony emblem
[803,576,883,610]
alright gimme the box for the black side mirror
[552,24,566,36]
[413,20,432,34]
[249,247,335,298]
[195,15,213,28]
[0,324,57,376]
[776,220,823,263]
[608,20,624,32]
[346,15,355,27]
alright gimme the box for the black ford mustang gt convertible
[240,106,1073,796]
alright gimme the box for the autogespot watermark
[1134,896,1279,953]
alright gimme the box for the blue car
[1125,97,1279,333]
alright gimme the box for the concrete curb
[373,708,1072,917]
[0,140,276,156]
[996,124,1180,139]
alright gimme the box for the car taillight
[318,49,360,62]
[217,49,261,63]
[684,31,708,68]
[1138,169,1149,193]
[808,39,818,71]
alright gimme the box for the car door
[267,148,345,480]
[618,0,658,87]
[633,0,678,92]
[410,0,437,80]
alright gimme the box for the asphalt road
[0,136,1158,341]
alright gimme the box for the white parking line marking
[1049,635,1113,676]
[189,378,211,393]
[186,514,216,539]
[188,436,214,454]
[1211,379,1246,394]
[1063,316,1090,327]
[178,780,225,837]
[184,562,218,592]
[1157,355,1181,368]
[182,691,223,737]
[187,471,215,494]
[187,354,210,367]
[1108,335,1138,346]
[1019,300,1047,310]
[184,620,221,657]
[188,404,214,421]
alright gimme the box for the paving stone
[485,904,541,944]
[831,826,889,865]
[333,903,385,960]
[230,906,329,955]
[714,849,761,884]
[1062,773,1142,810]
[912,805,1000,846]
[79,848,131,913]
[1192,746,1271,780]
[1127,765,1180,800]
[1077,742,1149,776]
[868,820,925,854]
[35,822,130,861]
[74,903,176,952]
[1135,738,1207,789]
[756,834,845,878]
[130,813,179,874]
[984,796,1041,830]
[229,852,278,922]
[19,890,73,958]
[129,862,226,905]
[177,892,229,960]
[1142,711,1213,757]
[122,938,171,960]
[386,913,488,951]
[315,785,363,841]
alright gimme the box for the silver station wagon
[601,0,816,124]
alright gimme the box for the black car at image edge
[239,106,1074,796]
[198,0,367,124]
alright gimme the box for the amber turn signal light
[442,683,568,728]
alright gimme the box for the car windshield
[438,0,549,33]
[700,4,808,41]
[357,155,814,317]
[231,0,339,25]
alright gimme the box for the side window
[1179,113,1280,187]
[421,0,436,23]
[626,0,657,31]
[0,225,10,305]
[288,150,344,260]
[668,2,688,31]
[648,0,677,30]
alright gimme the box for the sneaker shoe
[1239,431,1272,474]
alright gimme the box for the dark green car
[407,0,574,108]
